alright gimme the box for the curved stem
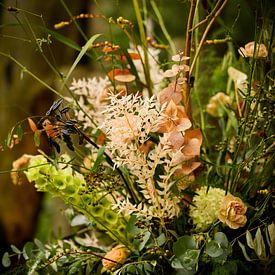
[190,0,229,75]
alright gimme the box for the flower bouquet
[1,1,274,274]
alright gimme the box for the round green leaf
[180,249,200,270]
[23,242,34,260]
[205,241,224,258]
[173,235,196,257]
[10,244,21,254]
[214,232,229,248]
[2,252,11,267]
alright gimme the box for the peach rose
[218,194,247,229]
[102,245,130,271]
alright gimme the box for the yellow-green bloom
[189,186,226,231]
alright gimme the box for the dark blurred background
[0,0,272,263]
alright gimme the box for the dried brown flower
[158,82,183,106]
[156,100,191,133]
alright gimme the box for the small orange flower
[218,194,247,229]
[118,52,140,62]
[28,118,41,138]
[107,69,135,82]
[107,69,130,80]
[102,245,130,271]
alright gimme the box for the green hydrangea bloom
[189,186,226,231]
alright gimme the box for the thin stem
[190,0,229,75]
[184,0,197,70]
[0,51,64,99]
[132,0,152,96]
[150,0,176,54]
[189,0,224,32]
[182,0,197,119]
[192,1,208,145]
[42,250,121,270]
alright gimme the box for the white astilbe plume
[69,77,110,128]
[101,94,180,220]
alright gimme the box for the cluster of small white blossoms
[69,76,111,128]
[189,186,226,231]
[101,93,182,219]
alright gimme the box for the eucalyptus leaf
[138,230,151,251]
[23,242,34,260]
[205,241,224,258]
[173,235,196,257]
[171,257,184,269]
[156,233,166,246]
[11,244,21,254]
[34,238,45,252]
[179,249,200,270]
[214,232,229,248]
[171,256,197,274]
[1,252,11,267]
